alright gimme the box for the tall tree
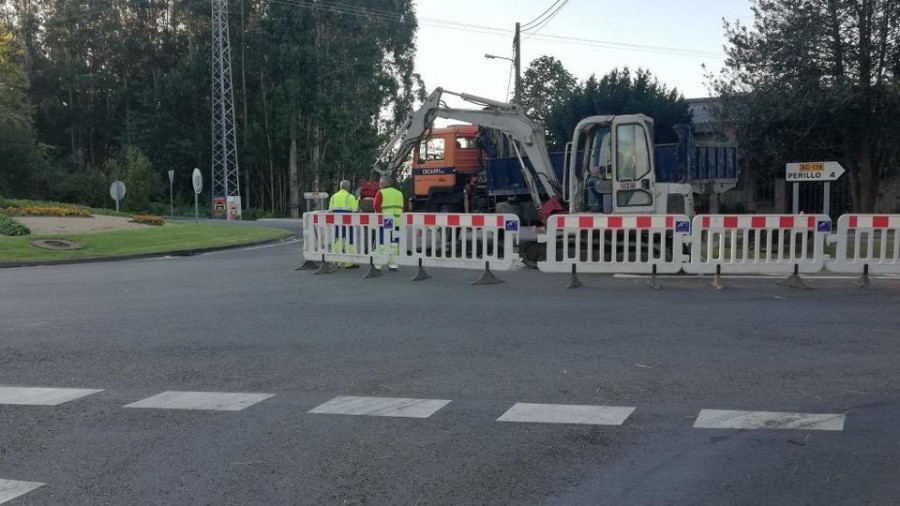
[544,67,690,150]
[519,55,576,125]
[713,0,900,212]
[0,24,43,197]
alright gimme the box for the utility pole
[211,0,241,220]
[513,22,521,104]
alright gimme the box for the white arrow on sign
[785,161,845,182]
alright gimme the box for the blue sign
[505,220,519,232]
[384,218,394,229]
[817,221,832,233]
[675,221,691,233]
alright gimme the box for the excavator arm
[373,88,565,213]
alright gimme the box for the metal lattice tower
[211,0,240,218]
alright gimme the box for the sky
[412,0,754,108]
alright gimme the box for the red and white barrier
[303,212,394,266]
[826,214,900,274]
[683,214,831,274]
[537,214,691,274]
[398,213,519,271]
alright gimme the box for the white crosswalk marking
[0,386,103,406]
[693,409,845,431]
[124,391,274,411]
[0,479,45,504]
[496,403,635,425]
[308,396,451,419]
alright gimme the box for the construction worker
[373,176,403,271]
[329,180,359,269]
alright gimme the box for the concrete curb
[0,235,296,269]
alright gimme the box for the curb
[0,235,296,269]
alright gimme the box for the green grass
[0,223,291,264]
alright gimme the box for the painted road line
[124,391,274,411]
[0,386,103,406]
[693,409,845,431]
[308,396,451,419]
[0,479,45,504]
[496,403,635,425]
[614,273,899,280]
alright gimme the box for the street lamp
[484,52,520,103]
[484,53,513,63]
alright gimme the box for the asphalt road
[1,239,898,505]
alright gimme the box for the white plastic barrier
[683,214,831,274]
[302,211,394,266]
[826,214,900,274]
[537,214,692,274]
[398,213,519,270]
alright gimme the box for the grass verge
[0,223,292,264]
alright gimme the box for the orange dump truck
[411,125,482,212]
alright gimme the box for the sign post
[168,170,175,216]
[109,180,126,212]
[192,168,203,222]
[785,161,845,215]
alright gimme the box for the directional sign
[109,180,126,202]
[786,161,845,182]
[191,168,203,194]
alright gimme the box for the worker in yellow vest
[373,176,403,271]
[329,180,359,269]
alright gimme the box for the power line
[520,0,563,30]
[523,0,569,38]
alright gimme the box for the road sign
[168,170,175,184]
[109,180,126,212]
[192,168,203,194]
[785,161,845,182]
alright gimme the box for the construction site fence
[397,213,520,271]
[825,214,900,274]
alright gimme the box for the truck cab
[412,125,481,212]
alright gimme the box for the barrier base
[711,265,724,290]
[362,258,383,279]
[778,265,810,289]
[411,259,430,281]
[856,264,871,289]
[472,262,504,285]
[314,255,336,275]
[566,265,582,289]
[295,259,320,271]
[646,265,661,290]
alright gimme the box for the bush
[0,215,30,236]
[131,215,166,226]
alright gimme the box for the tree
[713,0,900,212]
[519,56,576,124]
[544,67,690,150]
[0,25,44,198]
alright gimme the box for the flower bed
[131,215,166,226]
[3,205,92,218]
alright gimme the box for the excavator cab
[567,115,657,215]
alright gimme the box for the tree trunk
[289,121,300,218]
[856,140,877,212]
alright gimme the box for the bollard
[565,264,582,289]
[362,257,383,279]
[778,263,810,289]
[295,258,320,271]
[856,263,871,289]
[646,264,661,290]
[711,264,724,290]
[472,261,504,285]
[411,258,430,281]
[314,254,335,275]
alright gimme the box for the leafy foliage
[0,214,30,236]
[518,56,576,125]
[131,215,166,226]
[712,0,900,212]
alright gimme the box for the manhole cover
[30,239,85,251]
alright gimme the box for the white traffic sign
[303,192,328,199]
[786,161,845,182]
[168,169,175,184]
[192,168,203,194]
[109,180,126,201]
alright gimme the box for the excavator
[371,87,695,263]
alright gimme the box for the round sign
[109,180,126,201]
[192,168,203,194]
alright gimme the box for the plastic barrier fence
[398,213,519,270]
[683,214,831,274]
[537,214,691,274]
[826,214,900,274]
[303,212,394,266]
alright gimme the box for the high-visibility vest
[378,186,404,220]
[329,189,358,212]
